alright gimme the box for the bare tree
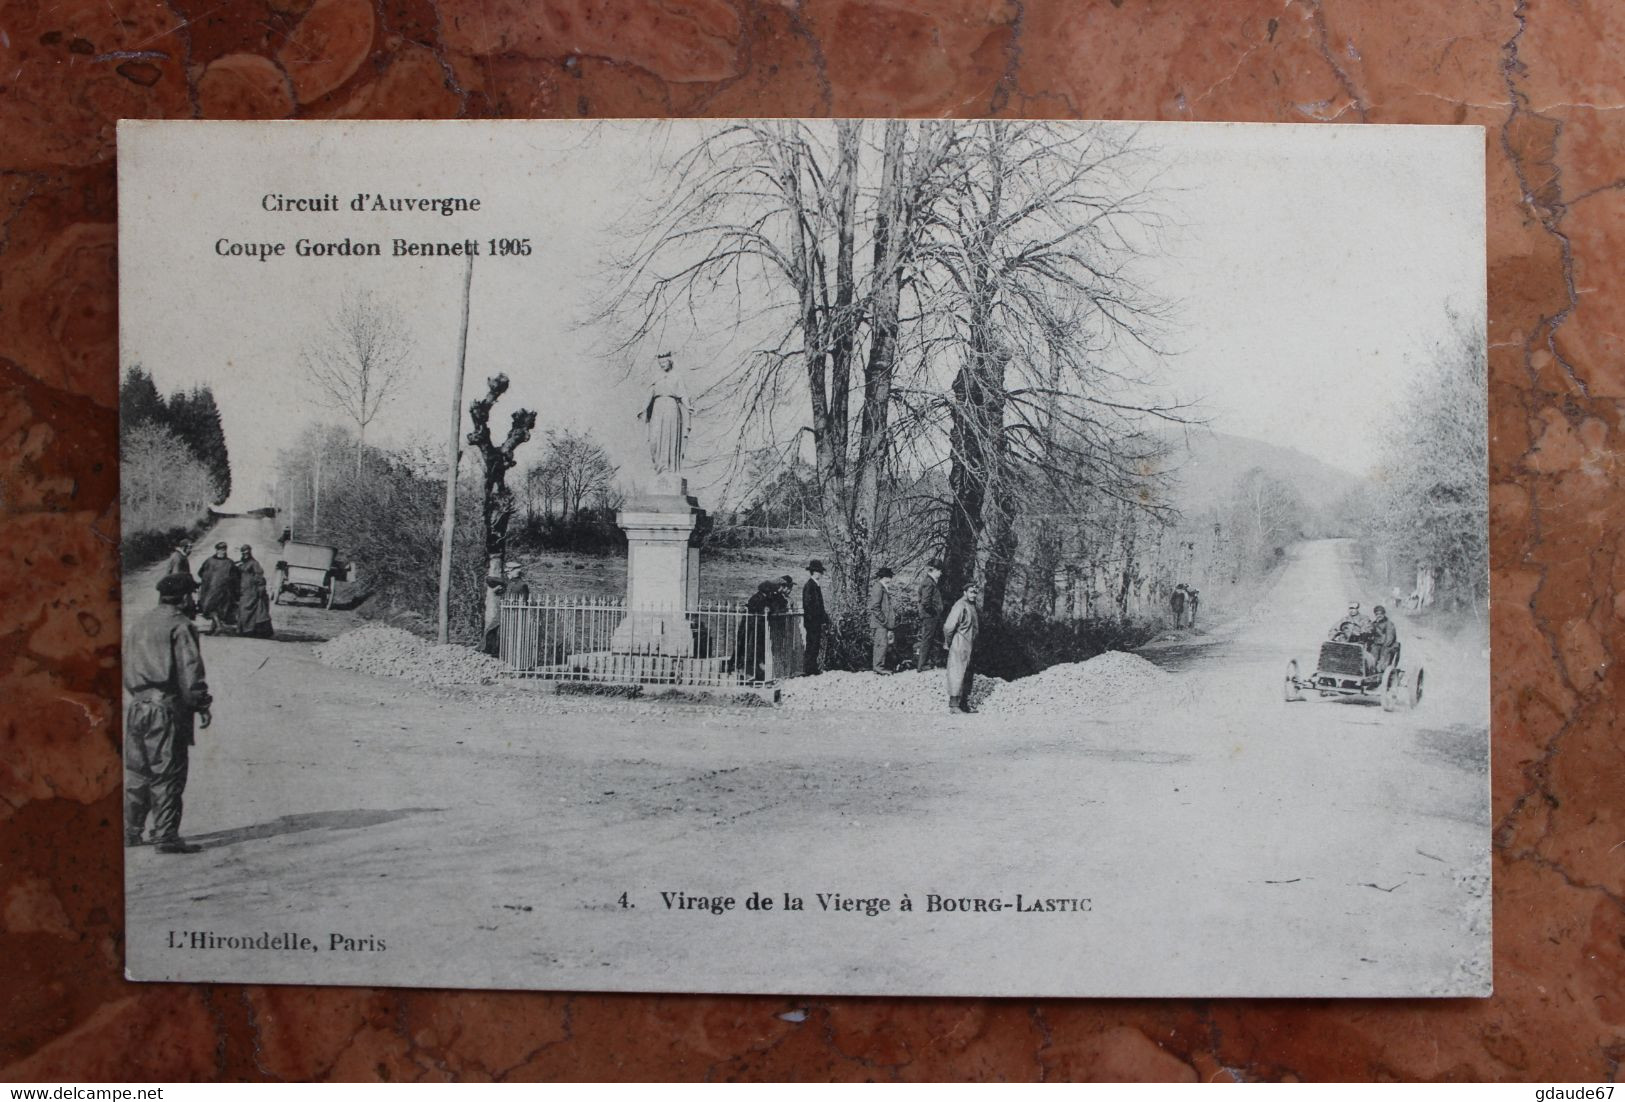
[903,121,1182,614]
[523,461,554,521]
[530,429,619,519]
[122,422,219,537]
[271,422,355,535]
[603,120,1186,621]
[300,288,416,475]
[846,121,957,586]
[601,120,959,604]
[602,122,859,595]
[1374,311,1488,611]
[1226,466,1306,578]
[590,479,626,515]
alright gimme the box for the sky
[120,120,1484,512]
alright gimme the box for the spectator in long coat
[867,568,898,674]
[1170,584,1187,628]
[735,581,777,684]
[914,561,945,670]
[195,541,238,634]
[235,544,274,638]
[769,575,796,670]
[942,582,982,713]
[801,560,828,675]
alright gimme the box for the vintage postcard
[118,119,1489,996]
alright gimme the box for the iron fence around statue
[498,595,804,688]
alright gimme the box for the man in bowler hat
[868,567,898,674]
[802,560,828,675]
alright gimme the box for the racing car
[1283,638,1423,712]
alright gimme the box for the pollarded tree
[467,374,537,651]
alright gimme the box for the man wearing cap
[868,567,898,674]
[502,561,530,604]
[942,581,982,713]
[165,538,193,578]
[802,560,828,675]
[914,561,945,671]
[1330,600,1378,673]
[1368,604,1399,672]
[125,573,213,853]
[1330,601,1369,643]
[236,544,274,638]
[195,540,238,634]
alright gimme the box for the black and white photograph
[118,118,1489,996]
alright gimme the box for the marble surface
[2,0,1622,1082]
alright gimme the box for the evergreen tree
[166,386,232,504]
[166,388,200,460]
[119,366,167,432]
[189,386,232,503]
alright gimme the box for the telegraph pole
[437,252,474,644]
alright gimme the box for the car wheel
[1381,666,1401,712]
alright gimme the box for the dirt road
[125,515,357,642]
[124,536,1489,997]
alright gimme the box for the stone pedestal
[611,477,705,656]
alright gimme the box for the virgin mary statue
[639,352,688,474]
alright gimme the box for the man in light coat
[867,567,898,674]
[942,581,981,713]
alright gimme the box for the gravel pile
[781,669,1001,713]
[980,650,1171,715]
[315,626,506,686]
